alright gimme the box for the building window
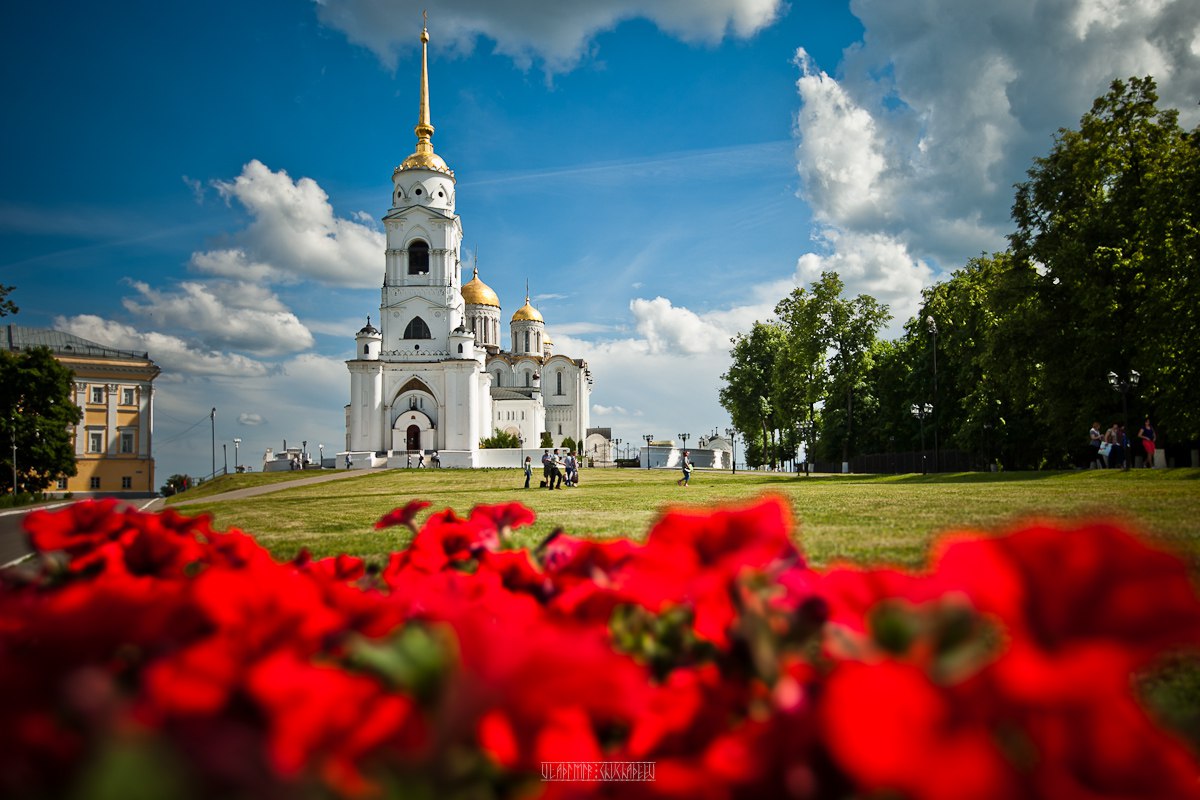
[403,317,432,339]
[90,477,100,490]
[88,432,103,453]
[121,387,134,405]
[121,476,132,489]
[556,372,563,395]
[120,431,134,454]
[407,240,430,275]
[90,386,104,404]
[56,478,67,490]
[558,424,563,435]
[525,372,531,388]
[524,331,530,352]
[363,344,370,355]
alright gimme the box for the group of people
[528,448,581,489]
[1088,418,1157,469]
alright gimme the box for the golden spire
[396,11,453,175]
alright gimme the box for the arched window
[403,317,432,339]
[524,331,530,352]
[525,371,531,388]
[363,344,369,355]
[556,372,563,395]
[457,343,463,353]
[408,240,430,275]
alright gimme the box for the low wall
[640,447,725,470]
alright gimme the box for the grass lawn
[170,465,1200,748]
[171,466,1200,567]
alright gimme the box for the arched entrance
[392,407,435,452]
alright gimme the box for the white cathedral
[345,23,592,467]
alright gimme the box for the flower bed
[2,497,1198,798]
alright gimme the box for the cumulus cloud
[192,159,384,288]
[313,0,784,72]
[54,314,272,378]
[122,280,315,356]
[239,413,266,426]
[790,0,1200,321]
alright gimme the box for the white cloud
[788,0,1200,324]
[53,314,272,378]
[794,230,931,332]
[122,280,315,356]
[192,159,384,288]
[313,0,784,73]
[239,413,266,426]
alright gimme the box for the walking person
[417,452,425,468]
[523,456,532,489]
[677,450,694,487]
[549,448,564,490]
[1138,418,1157,468]
[541,449,553,488]
[1088,421,1107,469]
[564,450,578,487]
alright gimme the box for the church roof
[511,296,543,323]
[394,21,454,177]
[357,316,380,336]
[462,266,500,307]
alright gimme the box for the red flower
[374,500,431,531]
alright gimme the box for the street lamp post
[223,443,228,475]
[643,434,654,469]
[234,438,241,472]
[911,403,932,474]
[678,432,689,452]
[612,438,621,463]
[319,443,324,468]
[725,428,737,474]
[927,317,939,473]
[1108,370,1140,470]
[302,440,308,467]
[210,408,216,480]
[10,416,16,496]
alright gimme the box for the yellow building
[6,325,160,496]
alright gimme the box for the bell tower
[379,16,464,358]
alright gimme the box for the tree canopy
[720,76,1198,470]
[1,346,83,494]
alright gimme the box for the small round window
[438,191,444,197]
[415,188,423,195]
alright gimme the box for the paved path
[162,468,377,508]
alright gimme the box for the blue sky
[3,0,1197,481]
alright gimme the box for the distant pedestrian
[345,453,352,469]
[417,452,425,468]
[1088,421,1106,469]
[1138,418,1157,468]
[431,451,441,468]
[523,456,532,489]
[549,448,564,490]
[541,449,553,488]
[564,451,578,487]
[677,450,693,487]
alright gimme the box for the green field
[169,466,1200,567]
[168,466,1200,745]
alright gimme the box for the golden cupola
[395,19,453,177]
[511,294,544,323]
[462,266,500,307]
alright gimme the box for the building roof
[5,324,153,362]
[462,266,500,307]
[490,387,535,401]
[511,296,544,323]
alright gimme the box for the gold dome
[511,296,543,323]
[461,267,500,307]
[544,333,554,346]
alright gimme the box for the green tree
[823,277,891,464]
[539,431,553,449]
[719,322,786,468]
[561,435,577,453]
[0,285,16,318]
[1011,76,1200,448]
[773,278,832,462]
[160,474,193,497]
[479,430,521,449]
[1,347,83,494]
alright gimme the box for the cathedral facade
[345,23,591,465]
